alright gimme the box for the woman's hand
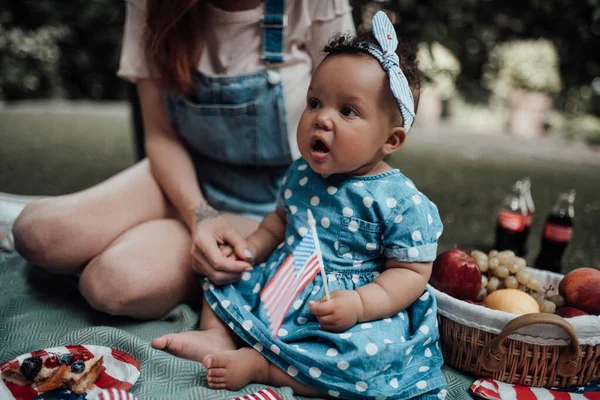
[309,290,364,333]
[191,215,254,285]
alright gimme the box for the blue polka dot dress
[203,159,448,399]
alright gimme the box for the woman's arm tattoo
[192,201,220,222]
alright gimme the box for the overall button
[267,70,281,85]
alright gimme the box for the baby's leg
[152,293,239,361]
[203,349,326,397]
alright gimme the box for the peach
[558,267,600,315]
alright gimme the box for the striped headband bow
[365,11,416,131]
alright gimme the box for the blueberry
[70,360,85,373]
[59,354,72,366]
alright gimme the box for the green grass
[1,108,598,272]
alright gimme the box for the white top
[117,0,355,160]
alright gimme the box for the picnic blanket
[0,252,476,399]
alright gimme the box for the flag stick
[307,209,331,301]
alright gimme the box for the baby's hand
[218,245,237,260]
[309,290,363,333]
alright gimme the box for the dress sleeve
[117,0,159,82]
[305,0,356,70]
[382,193,444,263]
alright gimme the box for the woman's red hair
[145,0,204,94]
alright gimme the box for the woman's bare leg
[78,211,257,319]
[203,349,326,397]
[11,157,260,319]
[152,290,240,359]
[12,159,172,273]
[78,218,195,319]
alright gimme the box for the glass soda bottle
[534,189,576,273]
[519,178,535,256]
[494,180,528,255]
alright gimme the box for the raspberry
[44,355,59,368]
[70,360,85,374]
[20,356,42,381]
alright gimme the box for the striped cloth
[95,388,138,400]
[366,11,416,131]
[234,388,282,400]
[471,378,600,400]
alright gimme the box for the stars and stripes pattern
[260,226,323,338]
[234,388,282,400]
[471,378,600,400]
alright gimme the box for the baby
[155,11,447,399]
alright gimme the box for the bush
[482,39,561,98]
[0,23,68,99]
[417,42,461,99]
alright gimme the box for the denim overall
[165,0,291,220]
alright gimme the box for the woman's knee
[79,248,189,319]
[12,200,68,266]
[79,252,139,317]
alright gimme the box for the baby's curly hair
[322,33,421,113]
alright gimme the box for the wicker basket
[430,268,600,388]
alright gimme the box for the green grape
[516,270,531,285]
[515,257,527,269]
[541,300,556,314]
[549,294,566,308]
[489,257,500,270]
[476,288,488,302]
[504,276,519,289]
[507,261,521,274]
[477,259,489,273]
[470,250,487,260]
[494,266,510,279]
[487,277,500,292]
[527,279,543,292]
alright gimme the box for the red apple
[431,248,481,301]
[555,307,589,318]
[559,267,600,315]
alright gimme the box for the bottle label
[543,223,573,242]
[498,211,526,232]
[525,213,533,227]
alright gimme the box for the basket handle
[478,313,582,377]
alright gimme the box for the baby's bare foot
[152,328,237,361]
[203,348,269,390]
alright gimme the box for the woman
[12,0,354,331]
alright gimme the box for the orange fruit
[484,289,540,314]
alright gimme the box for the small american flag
[260,209,328,338]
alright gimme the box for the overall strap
[261,0,286,63]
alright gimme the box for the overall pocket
[178,99,259,165]
[168,71,291,166]
[337,217,384,262]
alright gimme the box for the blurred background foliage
[1,0,599,116]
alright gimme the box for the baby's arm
[310,261,432,332]
[355,260,432,322]
[244,209,287,265]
